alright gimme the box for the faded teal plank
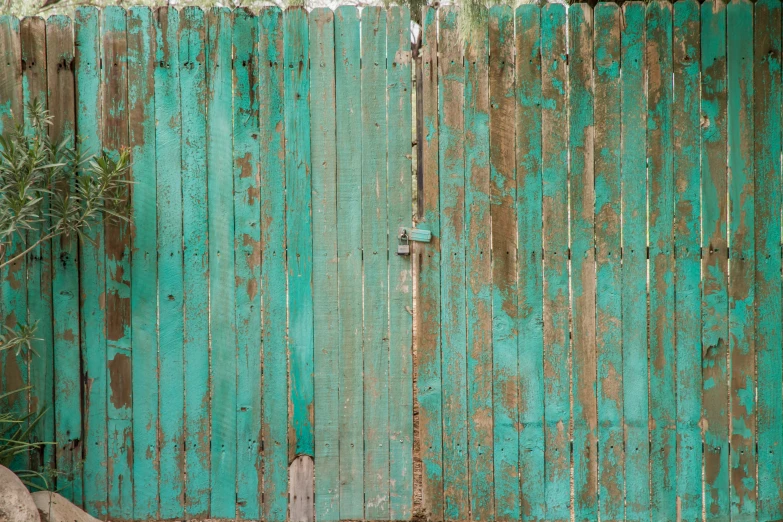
[154,7,185,518]
[700,2,730,518]
[672,1,702,519]
[438,8,468,520]
[727,1,755,517]
[620,4,650,519]
[515,5,545,520]
[334,7,363,518]
[361,8,389,518]
[75,7,106,515]
[593,4,623,519]
[568,6,597,520]
[416,7,444,520]
[386,7,413,519]
[179,6,210,518]
[206,7,236,517]
[284,6,314,466]
[754,0,783,519]
[0,16,21,132]
[1,15,28,476]
[540,5,569,519]
[232,9,262,519]
[101,7,133,518]
[309,8,339,521]
[465,7,492,521]
[127,7,159,519]
[646,4,676,519]
[489,6,518,520]
[258,7,288,521]
[45,13,83,505]
[22,16,52,483]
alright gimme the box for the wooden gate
[1,1,783,521]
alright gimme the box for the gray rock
[31,492,99,522]
[0,465,40,522]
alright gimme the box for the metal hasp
[398,226,432,243]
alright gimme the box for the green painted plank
[488,6,518,520]
[232,9,262,519]
[179,6,210,518]
[333,7,363,518]
[672,1,702,519]
[593,5,623,520]
[1,14,28,475]
[258,7,288,521]
[361,8,389,518]
[540,5,569,519]
[284,6,314,468]
[75,7,106,515]
[416,7,443,520]
[45,14,83,505]
[754,0,783,519]
[309,7,339,521]
[727,1,756,517]
[101,7,133,518]
[127,7,158,519]
[620,4,650,519]
[514,5,545,520]
[438,8,468,520]
[568,6,597,520]
[700,1,730,518]
[646,4,676,519]
[22,16,52,483]
[465,7,492,521]
[154,7,185,518]
[387,7,413,519]
[206,7,236,518]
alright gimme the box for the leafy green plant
[0,99,130,351]
[0,387,52,488]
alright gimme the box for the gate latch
[397,227,432,256]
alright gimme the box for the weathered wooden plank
[75,7,107,515]
[333,7,362,518]
[700,1,730,518]
[727,1,756,517]
[540,5,569,520]
[232,9,262,519]
[620,4,650,519]
[646,4,676,518]
[515,5,545,520]
[386,6,413,519]
[22,17,52,482]
[489,6,517,520]
[415,6,443,520]
[309,7,338,521]
[754,0,783,519]
[361,8,390,518]
[568,5,597,519]
[283,9,314,521]
[0,15,21,132]
[206,7,236,518]
[127,7,158,519]
[438,8,468,520]
[154,7,185,518]
[465,6,493,521]
[101,7,133,518]
[179,6,210,518]
[672,1,702,519]
[46,13,83,505]
[1,14,28,475]
[593,5,623,520]
[258,7,288,521]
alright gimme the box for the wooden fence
[1,1,782,521]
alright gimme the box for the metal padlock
[397,230,411,256]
